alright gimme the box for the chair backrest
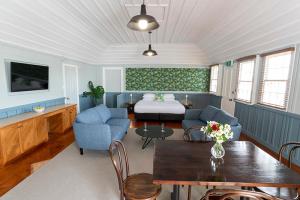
[203,189,281,200]
[109,140,129,199]
[279,142,300,168]
[183,125,210,142]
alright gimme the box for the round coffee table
[136,125,174,149]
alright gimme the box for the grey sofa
[73,104,130,153]
[182,105,242,141]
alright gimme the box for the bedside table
[181,101,192,109]
[126,103,135,114]
[182,103,192,109]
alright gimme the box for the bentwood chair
[201,189,282,200]
[255,142,300,200]
[183,125,209,142]
[109,140,161,200]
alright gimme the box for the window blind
[210,65,219,93]
[258,48,294,109]
[236,58,255,102]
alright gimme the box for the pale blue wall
[0,44,64,109]
[0,43,100,111]
[235,102,300,165]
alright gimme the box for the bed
[134,94,186,121]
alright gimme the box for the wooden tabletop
[153,140,300,188]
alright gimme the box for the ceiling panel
[0,0,300,64]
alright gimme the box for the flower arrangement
[201,121,233,143]
[201,121,233,159]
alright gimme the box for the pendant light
[143,32,157,56]
[127,0,160,31]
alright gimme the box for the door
[35,116,49,143]
[0,124,22,164]
[103,67,124,106]
[221,65,237,115]
[63,64,79,112]
[19,119,37,152]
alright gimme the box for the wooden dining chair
[183,125,210,142]
[201,189,282,200]
[255,142,300,200]
[109,140,161,200]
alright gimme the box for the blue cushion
[107,118,130,133]
[199,106,219,122]
[213,110,238,126]
[94,104,112,123]
[76,108,102,124]
[182,120,206,130]
[110,126,125,141]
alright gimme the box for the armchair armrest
[230,124,242,141]
[184,109,202,120]
[109,108,128,119]
[73,123,112,150]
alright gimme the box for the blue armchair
[182,106,242,141]
[73,104,130,154]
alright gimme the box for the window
[210,65,219,93]
[258,49,294,109]
[236,59,255,102]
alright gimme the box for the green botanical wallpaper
[126,68,210,91]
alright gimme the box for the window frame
[209,64,219,93]
[257,48,294,110]
[235,56,256,103]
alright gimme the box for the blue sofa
[73,104,130,153]
[182,105,242,141]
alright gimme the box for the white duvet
[134,100,185,114]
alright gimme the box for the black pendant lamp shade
[127,1,160,31]
[143,32,157,56]
[143,44,157,56]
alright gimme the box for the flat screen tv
[10,62,49,92]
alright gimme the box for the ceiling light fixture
[127,0,160,31]
[143,31,157,56]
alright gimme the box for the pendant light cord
[149,31,152,45]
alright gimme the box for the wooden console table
[0,104,77,166]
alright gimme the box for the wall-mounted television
[10,62,49,92]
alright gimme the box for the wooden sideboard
[0,104,77,166]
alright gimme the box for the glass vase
[211,141,225,159]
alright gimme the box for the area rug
[2,128,208,200]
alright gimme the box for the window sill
[234,99,251,104]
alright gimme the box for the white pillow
[143,93,155,98]
[164,98,175,102]
[143,96,154,101]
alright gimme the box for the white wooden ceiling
[1,0,300,65]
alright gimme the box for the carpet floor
[2,128,214,200]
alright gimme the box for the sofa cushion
[110,126,125,141]
[213,110,238,126]
[76,108,102,124]
[199,106,219,122]
[107,118,130,133]
[94,104,111,123]
[182,120,206,130]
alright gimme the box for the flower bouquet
[201,121,233,158]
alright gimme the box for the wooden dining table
[153,140,300,200]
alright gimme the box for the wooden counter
[0,104,77,166]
